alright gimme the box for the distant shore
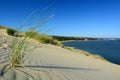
[61,39,104,43]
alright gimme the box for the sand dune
[0,29,120,80]
[0,43,120,80]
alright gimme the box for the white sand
[0,29,120,80]
[0,44,120,80]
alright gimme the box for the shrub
[7,28,18,36]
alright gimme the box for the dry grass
[8,6,54,67]
[9,37,37,67]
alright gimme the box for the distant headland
[52,35,120,42]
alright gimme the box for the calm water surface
[63,40,120,65]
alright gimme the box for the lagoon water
[63,40,120,65]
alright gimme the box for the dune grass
[9,37,34,67]
[8,6,54,67]
[24,30,62,46]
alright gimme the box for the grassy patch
[37,34,62,46]
[24,30,62,46]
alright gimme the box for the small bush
[7,28,18,36]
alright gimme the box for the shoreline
[62,45,108,62]
[60,39,120,43]
[61,39,107,43]
[62,40,120,65]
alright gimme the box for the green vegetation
[1,25,107,67]
[10,30,62,46]
[7,28,18,36]
[36,34,62,46]
[9,37,37,67]
[7,29,39,67]
[6,7,55,67]
[24,30,62,46]
[52,36,104,41]
[1,18,106,68]
[24,30,39,38]
[5,28,62,46]
[8,29,61,67]
[8,30,38,67]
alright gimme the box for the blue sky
[0,0,120,38]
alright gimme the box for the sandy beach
[0,29,120,80]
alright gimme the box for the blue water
[63,40,120,65]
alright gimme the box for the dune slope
[0,44,120,80]
[0,29,120,80]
